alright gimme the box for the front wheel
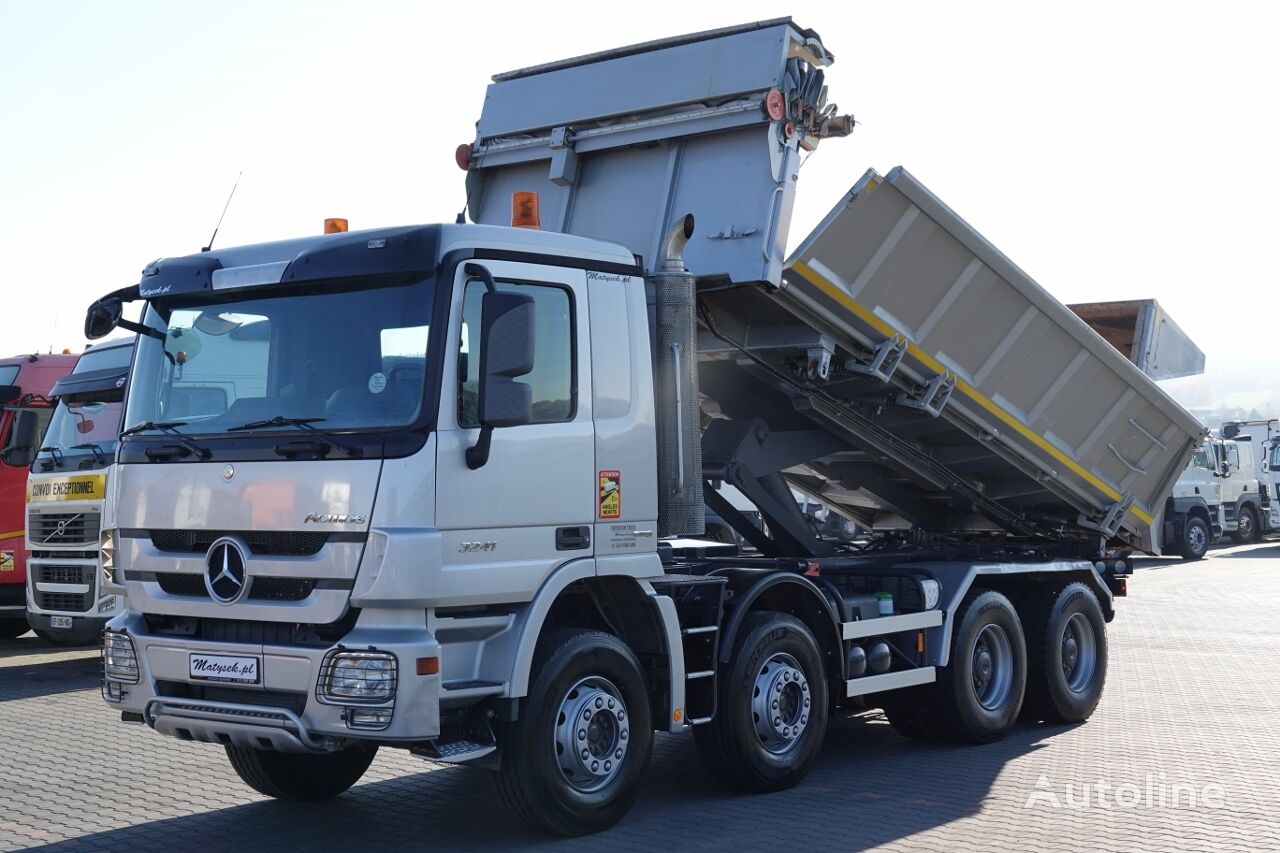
[494,629,653,836]
[1179,516,1210,561]
[1232,505,1260,544]
[694,612,829,792]
[225,744,377,801]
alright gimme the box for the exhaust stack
[651,214,704,538]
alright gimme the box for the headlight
[103,631,139,683]
[318,651,398,703]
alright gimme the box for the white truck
[88,20,1203,836]
[1164,432,1269,559]
[1222,419,1279,534]
[24,338,134,644]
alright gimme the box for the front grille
[156,680,307,715]
[144,610,360,648]
[34,564,93,585]
[35,591,92,612]
[149,530,331,556]
[154,573,316,602]
[250,577,316,601]
[29,511,102,547]
[156,573,208,597]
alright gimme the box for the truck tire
[1232,505,1260,544]
[494,629,652,836]
[694,612,829,792]
[1179,516,1210,560]
[1021,583,1108,724]
[225,744,377,801]
[934,590,1026,743]
[0,619,29,640]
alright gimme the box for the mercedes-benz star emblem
[222,464,235,481]
[204,537,249,604]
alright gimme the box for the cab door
[435,259,594,605]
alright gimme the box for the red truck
[0,352,79,639]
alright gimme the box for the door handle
[556,526,591,551]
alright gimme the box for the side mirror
[477,290,535,427]
[1,409,40,468]
[0,385,21,405]
[465,278,535,469]
[1222,423,1241,439]
[85,298,123,340]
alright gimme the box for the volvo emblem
[204,537,249,605]
[222,464,235,481]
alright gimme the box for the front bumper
[103,611,442,752]
[27,609,112,637]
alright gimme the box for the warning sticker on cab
[598,470,621,519]
[27,473,107,503]
[0,551,13,572]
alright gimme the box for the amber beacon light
[511,192,540,228]
[324,218,349,234]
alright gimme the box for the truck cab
[25,337,134,645]
[0,352,78,639]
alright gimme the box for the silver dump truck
[89,19,1203,836]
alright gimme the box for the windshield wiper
[72,443,107,464]
[226,416,361,457]
[120,420,211,460]
[37,446,64,469]
[226,416,326,432]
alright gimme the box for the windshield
[36,397,124,471]
[1270,441,1280,471]
[124,277,433,436]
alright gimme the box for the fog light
[346,707,393,730]
[919,579,941,610]
[318,651,398,704]
[103,631,139,684]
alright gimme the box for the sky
[1,1,1276,419]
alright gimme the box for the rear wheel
[225,744,377,801]
[0,619,29,640]
[694,612,829,792]
[494,629,652,836]
[1232,505,1260,544]
[1179,515,1210,561]
[1022,583,1108,723]
[933,590,1026,743]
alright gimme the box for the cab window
[458,280,574,428]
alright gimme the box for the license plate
[189,653,261,684]
[50,616,73,629]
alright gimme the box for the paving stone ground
[2,542,1278,852]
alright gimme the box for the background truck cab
[25,337,134,645]
[0,352,78,639]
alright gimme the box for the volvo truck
[0,352,78,639]
[89,20,1203,836]
[25,337,134,645]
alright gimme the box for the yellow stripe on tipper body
[0,529,24,541]
[787,261,1154,527]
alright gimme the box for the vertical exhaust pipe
[650,214,704,538]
